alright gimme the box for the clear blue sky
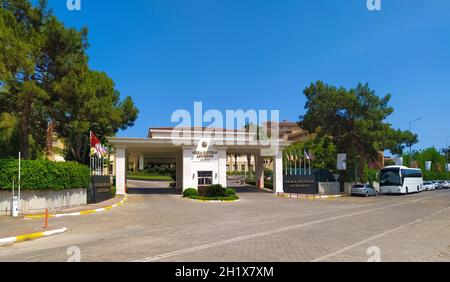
[46,0,450,152]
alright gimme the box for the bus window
[380,168,401,186]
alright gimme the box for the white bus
[379,166,423,195]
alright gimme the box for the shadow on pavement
[229,186,273,194]
[127,187,181,195]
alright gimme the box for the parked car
[351,184,378,197]
[444,181,450,189]
[423,181,435,191]
[436,180,447,190]
[432,180,439,189]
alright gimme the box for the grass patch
[127,174,173,181]
[187,195,240,201]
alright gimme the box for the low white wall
[0,189,87,215]
[318,182,340,195]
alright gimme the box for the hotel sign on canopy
[192,150,218,162]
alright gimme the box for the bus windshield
[380,168,401,187]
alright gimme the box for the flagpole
[299,155,301,176]
[294,154,297,176]
[285,153,288,175]
[289,152,292,175]
[89,131,92,176]
[309,158,311,175]
[304,150,306,176]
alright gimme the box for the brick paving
[0,180,449,262]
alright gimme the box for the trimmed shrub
[0,159,90,190]
[183,188,198,198]
[200,184,226,197]
[225,188,236,196]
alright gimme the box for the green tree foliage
[0,0,49,159]
[285,136,337,171]
[0,112,19,156]
[0,0,138,161]
[404,147,446,173]
[299,81,418,182]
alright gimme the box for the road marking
[311,219,423,262]
[134,193,444,262]
[312,206,450,262]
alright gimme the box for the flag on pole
[304,150,310,160]
[90,131,101,157]
[90,131,107,158]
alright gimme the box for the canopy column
[115,147,127,195]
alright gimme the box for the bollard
[43,208,49,229]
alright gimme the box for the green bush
[183,188,198,198]
[0,159,90,190]
[225,188,236,196]
[200,184,226,197]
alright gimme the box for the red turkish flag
[90,131,100,147]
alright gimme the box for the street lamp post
[446,136,450,180]
[409,117,422,167]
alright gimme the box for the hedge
[199,184,226,197]
[183,187,239,201]
[183,188,198,198]
[0,159,90,191]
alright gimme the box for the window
[198,171,213,186]
[380,168,401,186]
[401,169,423,178]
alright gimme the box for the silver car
[351,184,378,197]
[436,180,447,190]
[423,181,435,191]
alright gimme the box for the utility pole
[446,136,450,180]
[409,117,422,167]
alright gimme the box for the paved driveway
[0,180,449,262]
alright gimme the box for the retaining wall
[0,189,87,215]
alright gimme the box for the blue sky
[46,0,450,151]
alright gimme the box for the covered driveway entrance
[109,128,290,196]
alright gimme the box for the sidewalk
[0,195,126,245]
[24,195,126,218]
[277,193,349,199]
[0,216,66,239]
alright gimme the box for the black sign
[88,176,112,204]
[283,175,318,194]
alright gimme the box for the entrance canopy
[109,127,291,195]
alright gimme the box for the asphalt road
[0,180,449,262]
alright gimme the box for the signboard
[192,139,218,162]
[395,157,404,166]
[283,175,318,194]
[88,176,112,204]
[425,161,432,171]
[337,153,347,170]
[192,150,218,162]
